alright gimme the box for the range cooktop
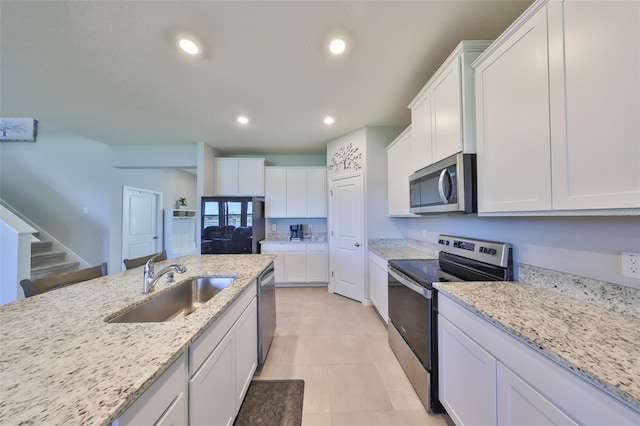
[388,259,440,288]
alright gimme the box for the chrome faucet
[143,254,187,294]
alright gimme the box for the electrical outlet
[621,252,640,279]
[271,224,277,232]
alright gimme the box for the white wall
[0,122,111,266]
[365,127,404,239]
[108,168,197,271]
[392,215,640,289]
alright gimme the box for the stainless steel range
[387,235,513,413]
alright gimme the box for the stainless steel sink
[107,276,237,323]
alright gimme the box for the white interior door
[122,186,162,271]
[329,174,363,302]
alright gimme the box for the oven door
[387,266,433,371]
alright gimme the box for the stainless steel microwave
[409,153,476,214]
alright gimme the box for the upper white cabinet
[548,1,640,211]
[474,5,552,213]
[409,41,491,172]
[215,158,265,196]
[475,0,640,214]
[386,126,415,217]
[264,166,327,218]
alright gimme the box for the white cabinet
[215,158,265,196]
[368,251,388,323]
[438,316,497,426]
[190,328,236,426]
[438,293,640,426]
[410,89,434,171]
[306,168,328,217]
[497,363,577,426]
[386,126,415,217]
[264,167,327,218]
[548,1,640,210]
[261,242,328,284]
[284,251,307,282]
[307,244,328,283]
[474,4,554,213]
[189,283,258,425]
[264,168,287,217]
[234,297,258,410]
[113,352,188,426]
[408,41,491,172]
[475,0,640,214]
[285,169,307,218]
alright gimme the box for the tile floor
[253,286,452,426]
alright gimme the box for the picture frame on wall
[0,118,38,142]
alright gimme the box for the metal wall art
[0,118,38,142]
[328,142,362,173]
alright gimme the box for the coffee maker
[289,224,304,241]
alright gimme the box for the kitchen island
[0,254,275,425]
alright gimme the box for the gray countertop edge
[434,282,640,411]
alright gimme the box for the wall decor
[327,142,362,173]
[0,118,38,142]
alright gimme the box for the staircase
[30,240,79,280]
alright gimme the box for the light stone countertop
[0,254,275,426]
[368,238,439,260]
[434,281,640,411]
[260,238,327,244]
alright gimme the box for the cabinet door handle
[354,243,360,247]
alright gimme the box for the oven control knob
[488,248,497,255]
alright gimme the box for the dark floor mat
[234,379,305,426]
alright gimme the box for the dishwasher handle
[259,266,275,287]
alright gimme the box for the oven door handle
[389,268,432,298]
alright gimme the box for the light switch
[83,207,89,215]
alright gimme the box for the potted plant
[176,197,188,209]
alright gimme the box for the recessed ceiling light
[324,116,335,125]
[329,39,346,55]
[179,38,200,55]
[237,116,250,125]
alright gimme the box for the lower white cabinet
[368,251,388,323]
[189,284,258,425]
[234,297,258,410]
[113,352,188,426]
[190,329,236,426]
[438,293,640,426]
[438,316,496,426]
[261,242,328,284]
[497,363,576,426]
[307,244,329,282]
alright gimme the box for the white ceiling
[0,0,531,155]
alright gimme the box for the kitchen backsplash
[519,263,640,319]
[266,231,327,242]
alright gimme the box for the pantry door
[329,174,364,302]
[122,186,162,271]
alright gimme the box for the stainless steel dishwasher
[257,263,276,365]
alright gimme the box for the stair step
[31,241,53,255]
[31,261,80,280]
[31,251,67,267]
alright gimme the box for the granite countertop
[0,254,275,425]
[260,238,327,244]
[434,281,640,410]
[368,238,438,260]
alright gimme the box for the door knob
[354,242,360,247]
